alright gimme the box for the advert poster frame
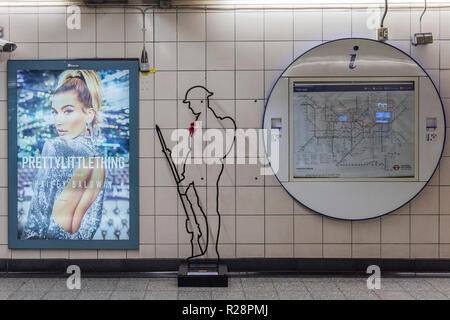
[7,59,139,249]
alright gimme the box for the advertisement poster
[8,60,139,249]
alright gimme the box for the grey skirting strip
[1,258,450,276]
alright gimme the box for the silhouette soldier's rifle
[155,125,207,260]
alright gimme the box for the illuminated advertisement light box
[7,59,139,249]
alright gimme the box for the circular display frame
[262,38,446,220]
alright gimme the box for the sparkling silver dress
[22,134,107,240]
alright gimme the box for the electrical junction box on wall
[262,38,445,220]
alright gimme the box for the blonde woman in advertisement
[22,70,107,240]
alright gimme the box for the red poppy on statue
[189,122,196,136]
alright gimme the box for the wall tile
[139,129,154,158]
[381,215,410,244]
[139,187,154,215]
[207,216,235,244]
[236,244,264,257]
[352,244,380,258]
[411,244,439,258]
[265,216,293,244]
[265,244,293,257]
[207,42,234,70]
[411,215,439,243]
[154,100,177,128]
[207,12,234,41]
[410,186,439,214]
[154,13,176,41]
[236,11,263,41]
[386,40,411,55]
[69,250,97,259]
[126,245,155,259]
[351,10,378,39]
[40,250,69,259]
[96,13,125,42]
[140,216,155,243]
[207,186,235,215]
[265,186,293,215]
[206,100,235,128]
[38,43,67,59]
[155,216,178,244]
[155,42,176,70]
[381,244,410,258]
[177,71,205,99]
[0,73,5,101]
[323,10,351,40]
[207,163,235,187]
[352,219,380,243]
[0,188,7,216]
[139,100,154,129]
[440,10,450,40]
[39,13,66,42]
[236,216,264,244]
[441,70,450,98]
[98,250,127,259]
[125,13,153,42]
[155,71,177,99]
[265,41,293,70]
[154,158,176,187]
[294,202,316,215]
[236,162,264,186]
[68,43,95,58]
[440,157,450,185]
[440,215,450,243]
[236,187,264,215]
[236,42,264,70]
[264,11,293,41]
[178,42,205,70]
[127,42,153,60]
[411,40,440,69]
[294,244,322,258]
[97,43,125,58]
[323,218,351,243]
[383,10,411,40]
[178,12,205,41]
[10,14,38,42]
[11,250,40,259]
[206,71,235,99]
[139,158,154,187]
[140,73,154,100]
[68,14,96,42]
[441,41,450,69]
[0,216,6,244]
[236,99,264,129]
[294,215,322,243]
[155,244,178,258]
[155,187,178,215]
[0,15,9,48]
[323,244,351,258]
[294,41,322,59]
[236,71,264,99]
[294,10,322,41]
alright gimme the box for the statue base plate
[178,262,228,287]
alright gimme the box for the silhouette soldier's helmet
[183,86,213,103]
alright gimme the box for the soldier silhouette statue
[156,86,236,267]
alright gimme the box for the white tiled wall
[0,5,450,260]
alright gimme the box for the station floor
[1,276,450,300]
